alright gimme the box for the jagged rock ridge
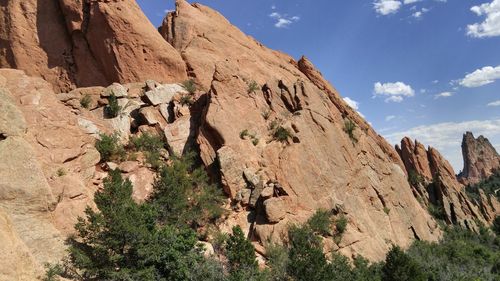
[459,131,500,185]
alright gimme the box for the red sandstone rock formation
[459,132,500,185]
[0,0,187,92]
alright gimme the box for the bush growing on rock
[248,80,259,94]
[272,126,293,143]
[104,93,121,118]
[79,94,92,109]
[182,79,197,94]
[335,215,348,235]
[149,152,225,227]
[95,132,125,162]
[226,225,259,278]
[307,209,332,236]
[343,118,358,143]
[130,132,165,168]
[382,246,426,281]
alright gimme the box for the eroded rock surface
[459,132,500,185]
[0,0,187,92]
[161,0,441,261]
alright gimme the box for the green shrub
[240,129,250,139]
[493,216,500,235]
[80,94,92,109]
[466,169,500,202]
[104,94,121,118]
[182,79,196,94]
[42,263,63,281]
[427,203,446,221]
[149,152,224,226]
[67,170,202,281]
[273,126,293,143]
[252,138,259,146]
[343,118,358,143]
[226,226,258,274]
[384,207,391,215]
[307,209,332,236]
[335,215,348,235]
[408,169,424,187]
[382,246,426,281]
[56,168,66,177]
[95,132,125,162]
[261,110,271,120]
[130,133,165,169]
[180,94,194,106]
[247,80,259,94]
[265,242,289,281]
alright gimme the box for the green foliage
[42,263,63,281]
[264,242,290,281]
[252,138,260,146]
[307,209,332,236]
[343,118,358,143]
[384,207,391,215]
[240,129,250,139]
[287,225,329,281]
[130,132,165,169]
[335,215,348,235]
[67,170,203,281]
[95,132,125,162]
[272,126,293,143]
[105,93,121,118]
[180,94,194,106]
[56,168,66,177]
[261,110,271,120]
[226,226,258,277]
[182,79,197,94]
[406,227,500,281]
[427,203,446,221]
[493,216,500,235]
[149,152,224,227]
[408,169,424,187]
[382,246,426,281]
[248,80,260,94]
[80,94,92,109]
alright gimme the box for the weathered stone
[263,198,286,223]
[145,84,187,106]
[118,161,140,173]
[260,186,274,199]
[164,115,194,156]
[198,241,215,257]
[127,167,155,202]
[102,83,128,98]
[139,107,163,125]
[459,132,500,185]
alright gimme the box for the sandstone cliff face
[396,137,496,230]
[160,0,440,261]
[459,132,500,185]
[0,69,100,280]
[0,0,187,92]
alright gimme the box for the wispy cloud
[343,97,366,118]
[385,115,397,121]
[488,100,500,107]
[459,65,500,88]
[467,0,500,38]
[434,92,453,99]
[269,12,300,28]
[374,81,415,103]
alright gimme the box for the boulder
[164,115,194,156]
[145,84,187,106]
[263,198,286,223]
[102,83,128,98]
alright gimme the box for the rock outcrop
[0,0,187,92]
[458,132,500,185]
[161,0,441,261]
[396,137,495,230]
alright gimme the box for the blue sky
[137,0,500,172]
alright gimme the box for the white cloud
[384,119,500,171]
[343,97,359,110]
[343,97,366,118]
[374,82,415,102]
[434,92,453,99]
[269,12,300,28]
[374,0,402,15]
[404,0,420,4]
[459,65,500,87]
[488,100,500,106]
[412,7,429,18]
[467,0,500,38]
[385,115,397,121]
